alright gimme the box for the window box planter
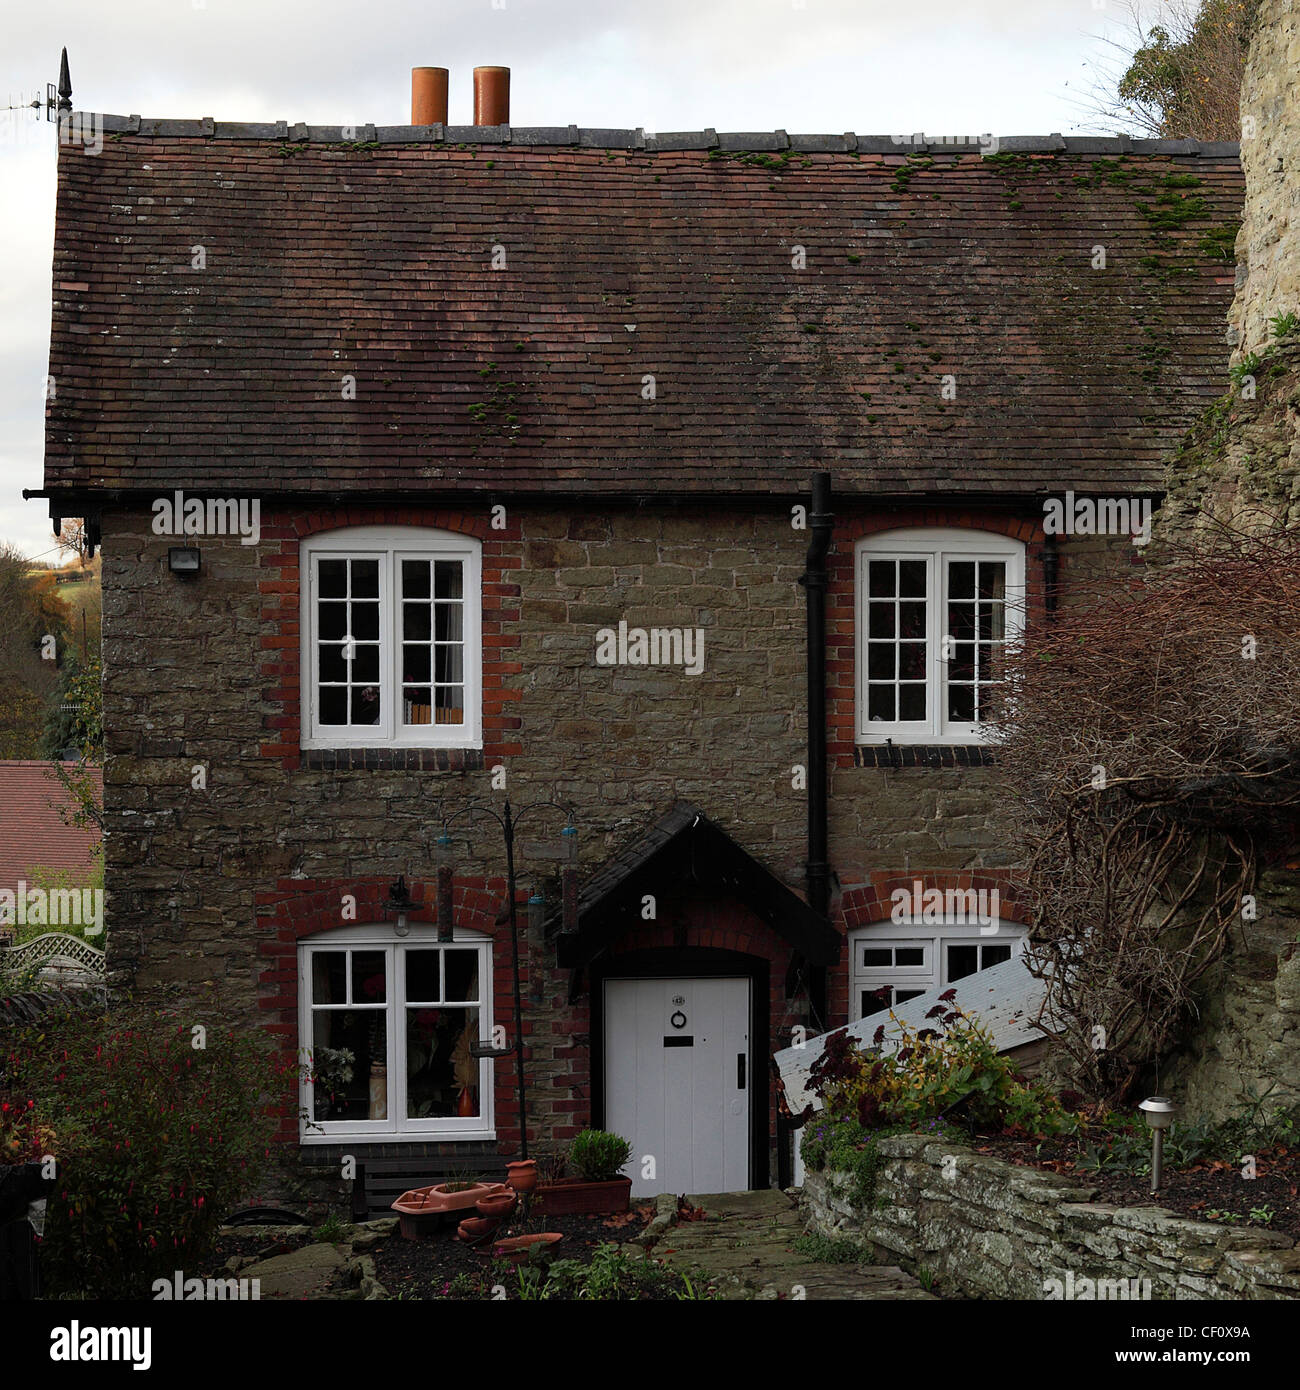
[535,1175,632,1217]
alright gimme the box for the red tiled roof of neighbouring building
[0,761,102,896]
[43,122,1244,501]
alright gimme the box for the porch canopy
[555,802,840,969]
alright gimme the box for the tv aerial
[4,47,72,121]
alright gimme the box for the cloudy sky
[1,0,1157,557]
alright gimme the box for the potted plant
[535,1130,633,1216]
[310,1046,355,1121]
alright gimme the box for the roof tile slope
[0,761,102,897]
[44,124,1244,498]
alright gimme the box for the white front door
[604,976,750,1197]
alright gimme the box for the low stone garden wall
[800,1133,1300,1300]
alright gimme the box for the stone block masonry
[98,492,1139,1173]
[802,1134,1300,1300]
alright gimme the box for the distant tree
[1081,1,1260,141]
[55,518,90,566]
[42,650,103,762]
[0,544,72,757]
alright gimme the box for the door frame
[591,948,770,1191]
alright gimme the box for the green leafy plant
[314,1213,351,1243]
[1269,310,1300,341]
[1229,351,1264,386]
[566,1129,632,1182]
[532,1243,710,1300]
[1074,1092,1300,1176]
[808,995,1078,1139]
[792,1232,872,1264]
[799,1115,885,1212]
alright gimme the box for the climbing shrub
[2,1004,296,1297]
[988,528,1300,1102]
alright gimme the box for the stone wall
[1228,0,1300,362]
[801,1134,1300,1299]
[1165,866,1300,1121]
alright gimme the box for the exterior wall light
[168,546,201,577]
[1138,1096,1177,1192]
[386,873,416,937]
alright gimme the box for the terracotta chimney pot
[411,67,449,125]
[473,66,510,126]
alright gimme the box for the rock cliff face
[1229,0,1300,362]
[1158,0,1300,1119]
[1163,0,1300,536]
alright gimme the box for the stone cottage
[30,67,1245,1205]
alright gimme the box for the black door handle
[737,1053,746,1090]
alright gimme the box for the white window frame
[848,918,1027,1023]
[855,527,1025,745]
[297,922,495,1143]
[300,525,482,749]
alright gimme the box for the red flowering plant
[0,1095,59,1165]
[3,1003,299,1298]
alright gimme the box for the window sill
[854,744,996,768]
[300,748,485,772]
[300,1128,496,1145]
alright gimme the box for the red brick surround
[826,508,1049,769]
[256,506,522,768]
[255,875,533,1148]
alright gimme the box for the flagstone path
[644,1189,936,1300]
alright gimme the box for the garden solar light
[528,881,546,934]
[1139,1096,1176,1193]
[435,831,455,941]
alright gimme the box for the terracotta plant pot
[535,1175,632,1217]
[394,1181,512,1240]
[397,1211,441,1242]
[476,1191,516,1220]
[505,1160,537,1194]
[488,1232,562,1265]
[457,1216,499,1243]
[392,1181,510,1216]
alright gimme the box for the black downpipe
[780,473,833,1188]
[802,471,833,1020]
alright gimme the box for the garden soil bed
[196,1202,656,1300]
[373,1203,655,1299]
[985,1135,1300,1240]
